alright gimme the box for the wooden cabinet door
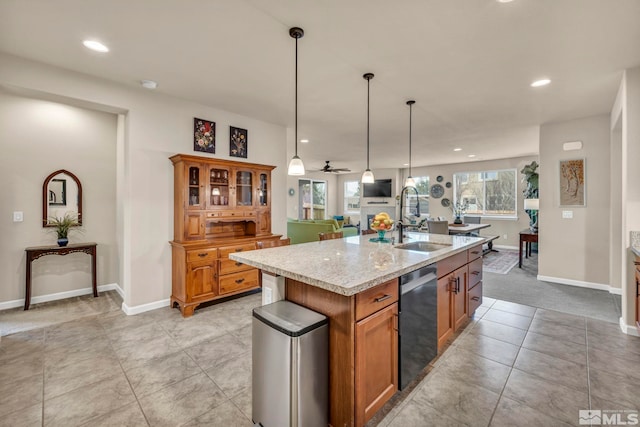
[452,266,468,331]
[185,163,206,211]
[186,259,217,301]
[355,302,398,427]
[437,275,454,350]
[257,209,271,235]
[234,168,254,208]
[184,213,205,240]
[207,165,231,208]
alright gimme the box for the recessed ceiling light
[140,80,158,89]
[300,139,309,143]
[82,40,109,53]
[468,154,476,158]
[531,78,551,87]
[403,163,409,166]
[453,148,462,152]
[497,0,514,3]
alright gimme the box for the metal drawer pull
[471,250,480,254]
[471,296,480,301]
[375,294,392,303]
[235,278,245,284]
[235,248,243,252]
[198,253,208,258]
[235,262,243,267]
[471,271,480,275]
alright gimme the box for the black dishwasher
[398,264,438,390]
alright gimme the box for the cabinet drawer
[468,281,483,316]
[186,248,218,262]
[437,251,467,278]
[468,245,482,262]
[219,269,259,294]
[468,257,483,290]
[219,257,253,275]
[219,243,257,258]
[356,279,399,321]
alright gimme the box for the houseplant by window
[48,213,80,246]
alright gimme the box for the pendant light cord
[295,36,298,157]
[366,77,370,169]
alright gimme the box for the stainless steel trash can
[252,300,328,427]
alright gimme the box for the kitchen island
[231,232,485,427]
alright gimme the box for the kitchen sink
[395,241,452,252]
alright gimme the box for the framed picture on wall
[559,158,586,206]
[193,118,215,153]
[230,126,248,158]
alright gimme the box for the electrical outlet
[13,211,23,222]
[503,234,507,239]
[264,287,273,304]
[562,210,573,219]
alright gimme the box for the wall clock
[288,188,295,196]
[430,184,444,198]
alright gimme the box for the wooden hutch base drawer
[186,248,218,262]
[219,243,258,258]
[468,281,483,315]
[219,269,259,294]
[219,258,253,275]
[355,279,399,321]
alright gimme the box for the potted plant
[48,213,80,246]
[451,200,468,224]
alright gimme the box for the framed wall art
[559,158,586,206]
[230,126,248,158]
[193,118,215,153]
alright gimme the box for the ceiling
[1,0,639,173]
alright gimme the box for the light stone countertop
[230,232,485,296]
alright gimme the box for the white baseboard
[537,275,621,295]
[121,298,170,316]
[619,317,640,337]
[491,244,519,251]
[0,283,121,311]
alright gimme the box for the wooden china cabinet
[170,154,279,317]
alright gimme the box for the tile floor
[1,293,639,426]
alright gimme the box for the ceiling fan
[318,160,351,173]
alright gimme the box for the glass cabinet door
[187,165,204,210]
[235,170,253,207]
[259,173,268,207]
[209,167,230,207]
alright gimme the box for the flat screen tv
[363,179,392,198]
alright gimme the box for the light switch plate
[13,211,23,222]
[562,210,573,219]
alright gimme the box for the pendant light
[404,100,416,188]
[362,73,375,183]
[288,27,305,176]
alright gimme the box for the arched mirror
[42,169,82,227]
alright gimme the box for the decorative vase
[57,237,69,247]
[369,229,391,243]
[454,216,463,224]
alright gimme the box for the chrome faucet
[398,185,421,244]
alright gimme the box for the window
[453,169,517,217]
[344,180,360,213]
[403,176,430,218]
[298,179,327,220]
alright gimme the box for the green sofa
[287,219,358,244]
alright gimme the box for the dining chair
[256,238,291,249]
[319,231,344,241]
[427,220,449,235]
[361,229,377,235]
[463,215,481,237]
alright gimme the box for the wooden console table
[518,230,538,268]
[24,242,97,310]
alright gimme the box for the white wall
[0,53,288,310]
[0,91,118,303]
[538,115,611,289]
